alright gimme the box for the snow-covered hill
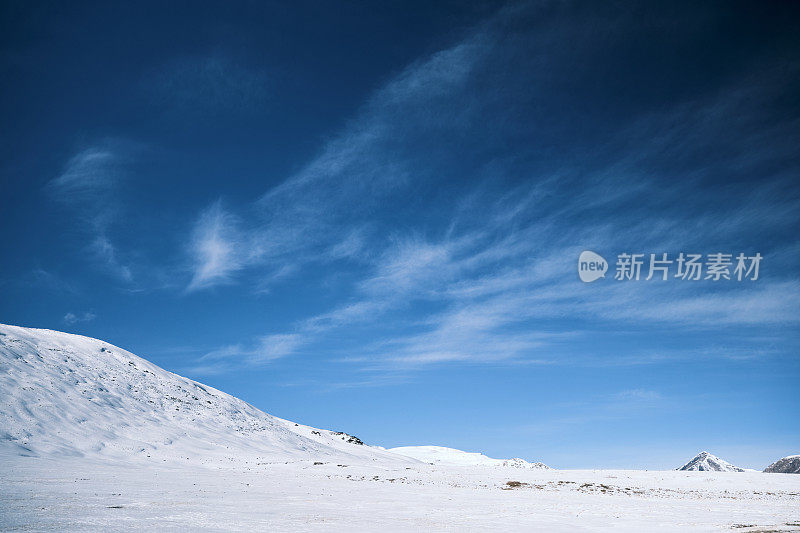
[389,445,550,469]
[0,324,410,466]
[677,451,745,472]
[764,455,800,474]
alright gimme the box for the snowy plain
[1,324,799,532]
[3,455,800,532]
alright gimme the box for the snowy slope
[0,324,412,466]
[389,445,549,469]
[677,451,745,472]
[764,455,800,474]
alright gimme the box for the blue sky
[1,1,798,469]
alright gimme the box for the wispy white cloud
[91,235,132,282]
[187,201,243,291]
[63,311,96,325]
[47,141,136,282]
[49,148,118,201]
[591,280,800,326]
[16,268,79,294]
[615,389,662,402]
[184,27,492,293]
[197,333,304,371]
[186,4,799,373]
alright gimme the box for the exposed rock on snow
[677,451,744,472]
[764,455,800,474]
[388,445,550,469]
[331,431,364,445]
[0,324,411,467]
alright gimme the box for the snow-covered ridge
[677,451,745,472]
[0,324,411,467]
[388,445,550,469]
[764,455,800,474]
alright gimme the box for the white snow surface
[677,451,746,472]
[3,456,799,532]
[0,324,409,467]
[2,324,799,531]
[389,445,550,469]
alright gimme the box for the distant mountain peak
[677,451,744,472]
[763,455,800,474]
